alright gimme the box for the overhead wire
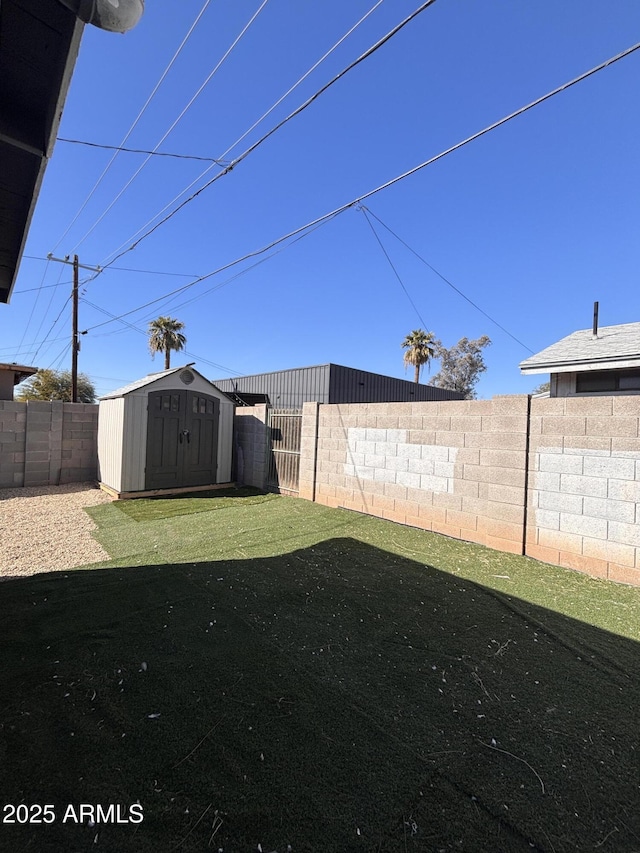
[15,257,55,357]
[47,341,73,372]
[81,36,640,335]
[71,0,270,255]
[51,0,214,254]
[14,280,74,294]
[81,219,338,342]
[80,297,240,375]
[130,215,335,321]
[84,213,341,333]
[24,264,74,359]
[98,0,438,270]
[56,138,228,164]
[24,254,202,279]
[95,0,387,267]
[360,206,429,329]
[361,206,535,353]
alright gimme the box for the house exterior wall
[0,401,98,488]
[0,372,15,401]
[551,369,640,397]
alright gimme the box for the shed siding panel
[121,393,148,492]
[97,398,124,492]
[217,400,234,483]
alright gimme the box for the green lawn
[1,490,639,852]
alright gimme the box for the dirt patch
[0,482,111,577]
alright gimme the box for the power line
[15,257,55,355]
[14,280,74,294]
[361,206,534,353]
[0,335,69,356]
[51,0,214,254]
[56,138,229,164]
[24,255,202,279]
[98,0,440,271]
[84,213,340,333]
[83,38,640,334]
[360,207,429,329]
[97,0,387,267]
[47,341,73,372]
[71,0,270,255]
[80,297,241,375]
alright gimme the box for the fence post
[299,401,319,502]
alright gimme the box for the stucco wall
[0,401,98,488]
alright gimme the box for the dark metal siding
[214,364,464,408]
[214,365,331,409]
[328,365,464,403]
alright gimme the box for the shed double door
[145,390,219,490]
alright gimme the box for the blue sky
[5,0,640,398]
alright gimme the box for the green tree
[401,328,437,384]
[432,335,491,399]
[148,316,187,370]
[531,380,550,395]
[16,369,96,403]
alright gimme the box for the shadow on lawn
[1,538,639,853]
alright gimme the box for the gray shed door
[145,390,219,490]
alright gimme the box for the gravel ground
[0,482,112,578]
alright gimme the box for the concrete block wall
[0,401,27,487]
[234,405,268,489]
[60,404,99,485]
[527,396,640,586]
[300,396,530,555]
[0,401,98,488]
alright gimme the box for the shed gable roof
[520,322,640,375]
[100,365,224,400]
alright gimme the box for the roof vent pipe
[57,0,144,33]
[593,301,599,337]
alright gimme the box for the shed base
[99,482,236,500]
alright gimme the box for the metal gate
[267,408,302,494]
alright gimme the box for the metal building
[213,363,464,409]
[97,365,234,498]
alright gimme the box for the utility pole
[47,254,101,403]
[72,255,79,402]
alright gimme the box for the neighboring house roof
[0,363,38,385]
[520,322,640,375]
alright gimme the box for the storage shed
[98,365,234,498]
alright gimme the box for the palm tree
[401,328,436,384]
[148,316,187,370]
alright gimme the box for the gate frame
[266,407,302,494]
